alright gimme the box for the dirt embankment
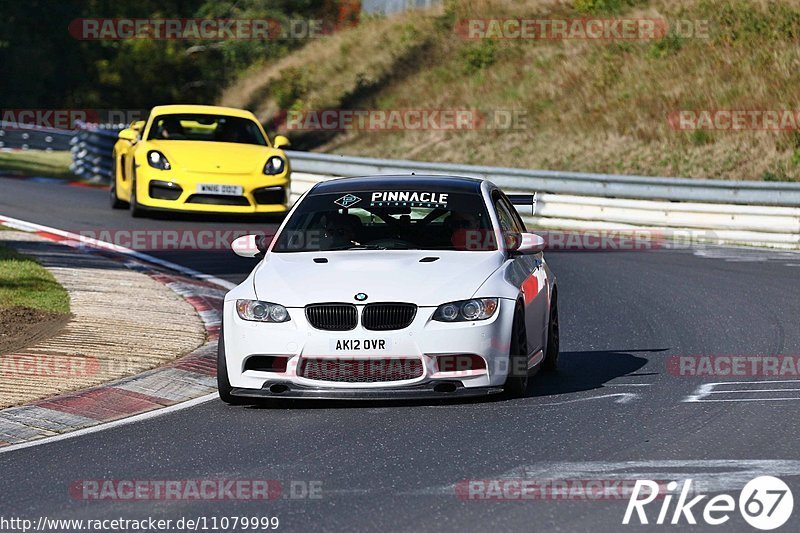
[0,307,70,356]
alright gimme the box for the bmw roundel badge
[354,293,368,302]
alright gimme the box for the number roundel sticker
[738,476,794,530]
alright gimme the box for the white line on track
[707,388,800,393]
[0,214,236,290]
[0,393,218,455]
[538,392,641,405]
[684,380,800,402]
[0,213,235,453]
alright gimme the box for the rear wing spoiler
[507,193,538,216]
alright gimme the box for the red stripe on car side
[521,274,539,305]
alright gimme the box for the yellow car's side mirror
[131,120,146,131]
[273,135,291,150]
[118,128,138,142]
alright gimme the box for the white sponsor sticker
[370,191,449,207]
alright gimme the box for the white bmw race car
[219,175,559,402]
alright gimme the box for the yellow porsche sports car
[110,104,291,217]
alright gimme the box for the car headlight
[147,150,171,170]
[236,299,290,323]
[263,156,285,175]
[432,298,499,322]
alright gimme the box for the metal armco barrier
[69,122,121,183]
[0,122,73,151]
[14,124,800,248]
[285,151,800,207]
[285,153,800,249]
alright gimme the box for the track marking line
[684,380,800,403]
[0,214,235,452]
[537,392,641,405]
[0,393,217,455]
[0,214,236,290]
[707,388,800,393]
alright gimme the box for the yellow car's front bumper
[135,170,290,214]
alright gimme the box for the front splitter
[230,381,504,400]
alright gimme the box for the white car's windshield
[146,113,267,146]
[273,190,496,252]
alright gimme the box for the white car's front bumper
[222,299,518,399]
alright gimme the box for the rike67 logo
[623,476,793,530]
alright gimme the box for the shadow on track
[529,348,662,399]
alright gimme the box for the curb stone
[0,222,227,447]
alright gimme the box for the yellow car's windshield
[147,113,267,146]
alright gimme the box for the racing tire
[109,169,128,209]
[217,326,246,405]
[542,291,560,372]
[504,303,529,398]
[129,173,147,218]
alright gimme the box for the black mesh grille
[305,304,357,331]
[253,186,286,205]
[298,358,424,382]
[243,355,288,373]
[186,194,250,206]
[149,181,182,200]
[362,303,417,331]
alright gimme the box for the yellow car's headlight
[147,150,171,170]
[263,156,285,175]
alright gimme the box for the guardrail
[285,151,800,207]
[0,122,73,151]
[286,152,800,249]
[7,123,799,249]
[69,123,121,183]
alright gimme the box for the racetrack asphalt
[1,176,800,532]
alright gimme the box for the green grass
[0,244,70,314]
[0,150,75,179]
[220,0,800,181]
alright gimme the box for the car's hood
[146,140,272,174]
[253,250,505,307]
